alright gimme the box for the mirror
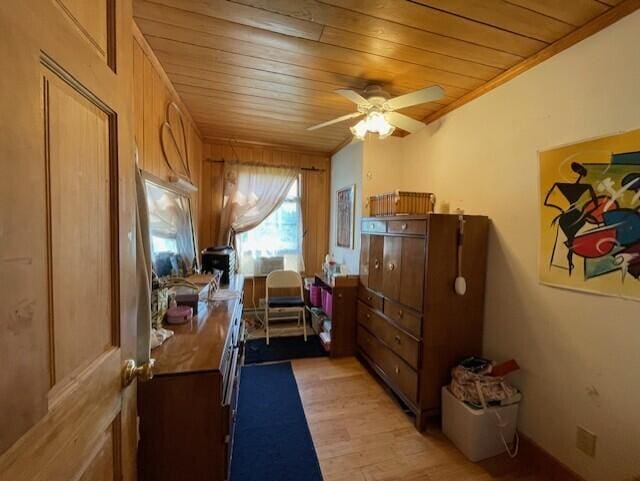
[145,178,197,278]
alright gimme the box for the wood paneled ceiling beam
[408,0,575,41]
[203,137,334,157]
[172,81,438,119]
[133,0,639,153]
[145,34,474,97]
[423,0,640,124]
[319,0,547,54]
[158,59,458,107]
[133,9,486,91]
[164,0,525,68]
[504,0,609,27]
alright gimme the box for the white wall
[362,136,406,214]
[401,12,640,481]
[330,136,407,274]
[330,142,363,274]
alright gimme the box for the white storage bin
[442,386,519,462]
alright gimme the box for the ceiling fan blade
[386,85,445,111]
[307,112,363,131]
[386,112,426,134]
[335,88,370,106]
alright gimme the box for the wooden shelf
[308,274,357,358]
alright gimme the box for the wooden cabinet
[357,215,489,430]
[360,234,371,288]
[368,235,384,293]
[400,237,426,311]
[138,276,245,481]
[382,236,402,301]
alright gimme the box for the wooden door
[359,234,370,288]
[400,237,426,311]
[382,236,402,301]
[0,2,138,480]
[368,235,384,293]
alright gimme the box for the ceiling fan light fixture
[350,111,395,140]
[350,119,368,140]
[308,84,443,140]
[378,124,396,139]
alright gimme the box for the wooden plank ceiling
[133,0,629,153]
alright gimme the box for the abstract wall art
[539,129,640,300]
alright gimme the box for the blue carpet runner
[244,335,328,365]
[230,362,324,481]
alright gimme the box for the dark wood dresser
[138,275,244,481]
[357,214,489,430]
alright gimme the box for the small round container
[166,305,193,324]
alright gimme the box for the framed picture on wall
[539,128,640,300]
[336,184,355,249]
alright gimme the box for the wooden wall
[131,24,204,237]
[199,140,331,287]
[130,22,330,293]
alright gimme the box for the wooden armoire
[357,214,489,429]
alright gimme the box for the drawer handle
[366,313,371,319]
[388,262,396,271]
[338,293,343,299]
[367,296,372,301]
[374,259,380,270]
[401,223,408,231]
[398,309,404,317]
[394,366,400,374]
[370,223,375,229]
[394,335,401,344]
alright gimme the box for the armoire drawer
[358,301,420,369]
[383,299,422,338]
[362,219,387,233]
[387,219,427,236]
[357,325,418,404]
[358,285,383,311]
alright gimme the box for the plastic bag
[450,357,520,408]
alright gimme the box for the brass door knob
[388,262,396,271]
[374,259,380,270]
[122,358,155,387]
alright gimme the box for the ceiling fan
[307,84,445,140]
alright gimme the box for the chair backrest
[266,270,303,298]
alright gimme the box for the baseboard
[518,433,586,481]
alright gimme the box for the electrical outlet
[576,426,597,457]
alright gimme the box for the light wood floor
[292,357,544,481]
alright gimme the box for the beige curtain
[217,163,299,247]
[135,160,152,364]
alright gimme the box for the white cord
[475,381,520,458]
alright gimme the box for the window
[236,178,304,276]
[145,179,197,278]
